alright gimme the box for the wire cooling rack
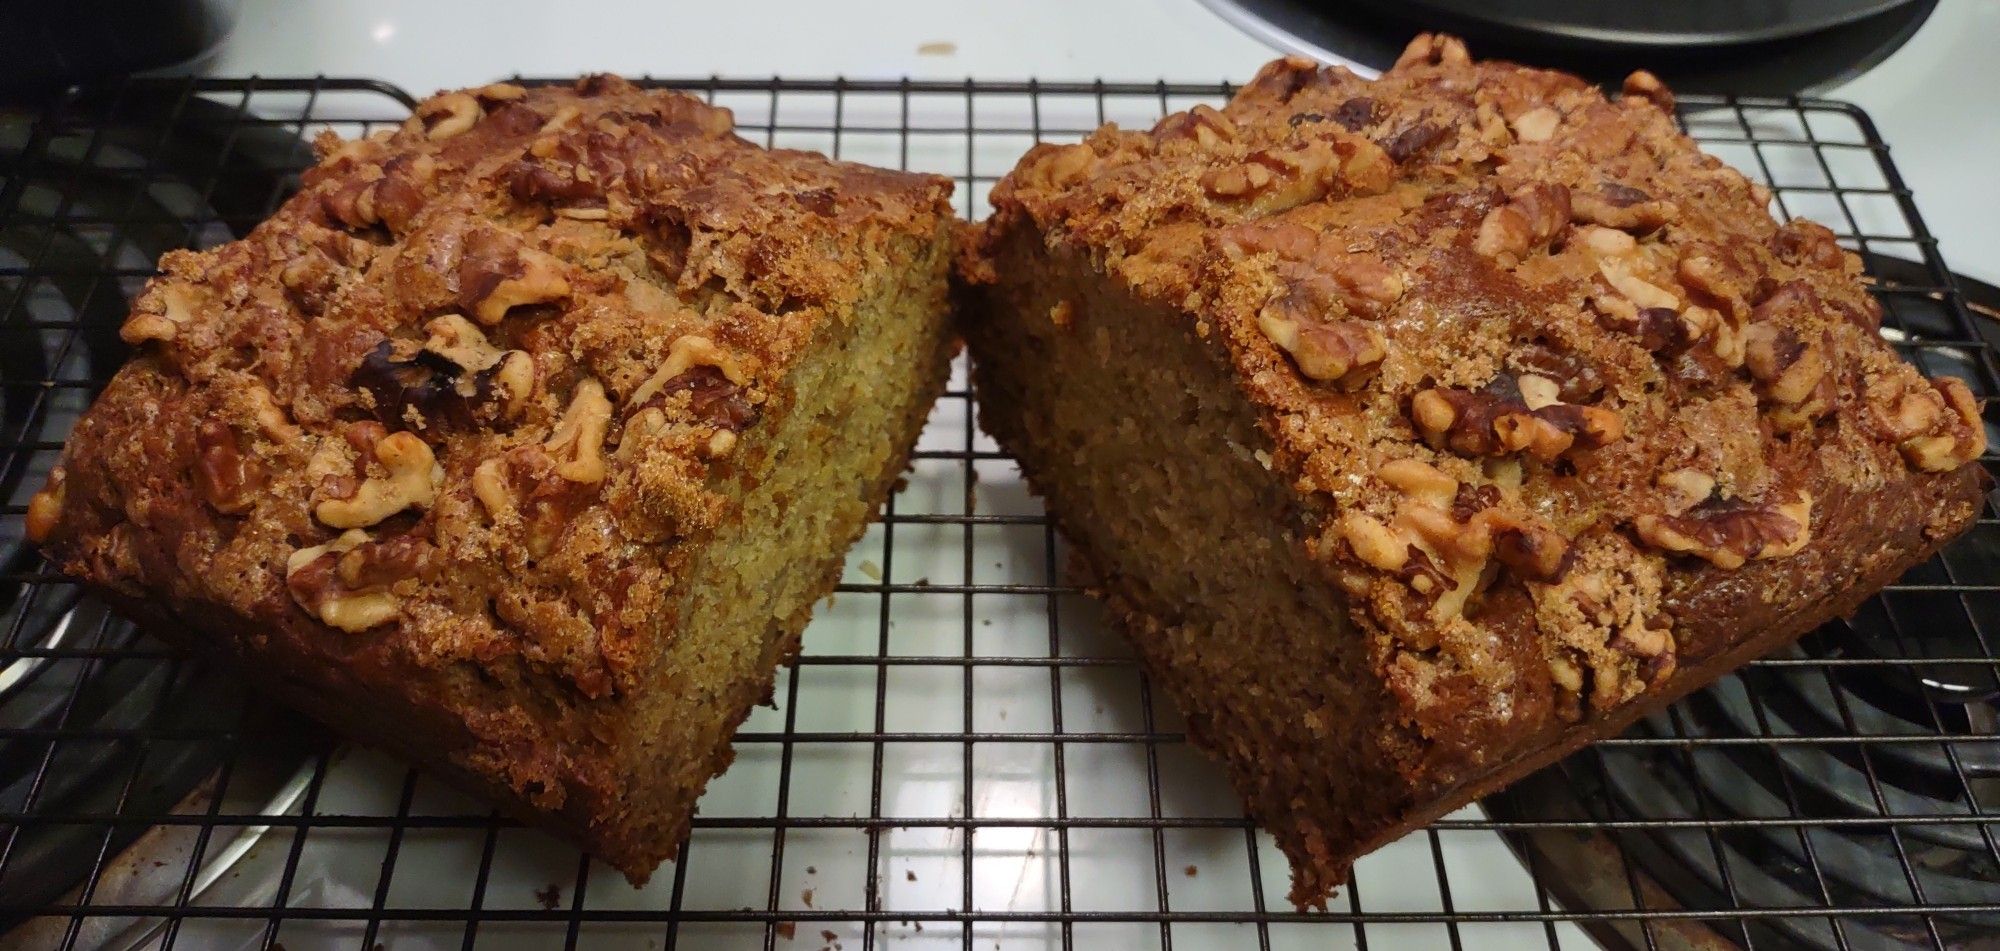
[0,74,1996,951]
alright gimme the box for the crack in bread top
[979,36,1984,783]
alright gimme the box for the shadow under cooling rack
[0,74,1996,951]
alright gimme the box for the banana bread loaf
[28,75,957,883]
[958,35,1987,906]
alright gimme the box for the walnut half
[1411,375,1622,461]
[1632,492,1812,570]
[314,431,442,529]
[285,529,402,632]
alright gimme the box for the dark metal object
[1337,0,1922,49]
[0,0,241,95]
[1197,0,1938,97]
[0,75,1994,950]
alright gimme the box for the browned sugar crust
[29,75,957,881]
[959,35,1986,906]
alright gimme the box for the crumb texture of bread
[959,34,1986,906]
[29,75,956,882]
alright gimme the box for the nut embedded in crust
[285,529,405,633]
[460,229,573,325]
[1631,492,1813,570]
[1258,308,1387,388]
[545,378,613,484]
[24,468,65,543]
[1411,377,1622,461]
[314,431,443,529]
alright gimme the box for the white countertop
[209,0,1998,285]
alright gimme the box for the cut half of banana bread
[958,36,1986,906]
[28,75,957,883]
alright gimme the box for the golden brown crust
[967,35,1986,901]
[30,76,955,878]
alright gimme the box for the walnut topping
[1153,104,1237,148]
[1621,70,1675,113]
[1393,32,1470,70]
[1571,183,1674,234]
[1377,458,1458,509]
[194,420,266,515]
[1203,141,1344,212]
[1411,376,1623,461]
[1876,376,1987,472]
[25,468,64,543]
[1474,182,1570,264]
[1632,492,1813,570]
[472,457,514,522]
[1349,456,1574,611]
[1489,513,1573,583]
[459,229,572,325]
[1341,512,1409,572]
[352,316,535,432]
[629,334,749,407]
[1026,143,1096,189]
[1258,309,1385,388]
[314,431,442,529]
[120,283,199,345]
[1509,107,1560,144]
[1769,218,1855,275]
[545,378,612,484]
[1656,468,1717,512]
[416,92,482,140]
[472,82,527,104]
[285,529,405,632]
[1743,323,1834,427]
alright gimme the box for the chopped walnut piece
[1597,256,1680,311]
[1377,458,1458,509]
[285,529,404,632]
[1411,376,1622,461]
[1632,492,1812,570]
[25,468,64,543]
[1743,323,1834,427]
[416,92,482,140]
[352,316,536,432]
[1340,512,1409,571]
[1474,182,1570,265]
[1769,219,1854,275]
[472,457,515,522]
[1393,33,1470,69]
[120,283,199,345]
[1509,107,1560,144]
[1027,143,1096,189]
[460,229,572,325]
[1203,141,1344,212]
[1488,513,1573,583]
[1620,70,1675,113]
[1884,376,1987,472]
[545,378,613,484]
[1153,104,1237,148]
[629,334,750,407]
[1656,468,1717,513]
[1257,308,1385,388]
[1571,183,1674,235]
[314,431,442,529]
[194,420,266,515]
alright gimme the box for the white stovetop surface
[168,4,1994,949]
[209,0,1999,285]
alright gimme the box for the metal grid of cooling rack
[0,74,1995,951]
